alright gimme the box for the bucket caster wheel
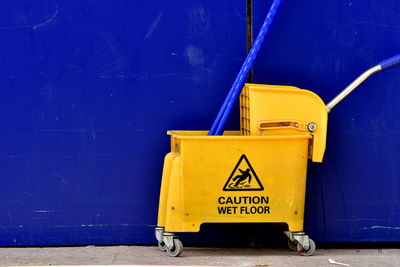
[166,238,183,257]
[287,239,298,251]
[162,232,183,257]
[297,238,315,256]
[155,227,166,251]
[158,241,167,252]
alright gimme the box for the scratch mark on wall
[185,45,205,67]
[7,211,13,223]
[144,11,163,40]
[363,226,400,230]
[33,210,63,213]
[32,8,60,30]
[80,223,133,227]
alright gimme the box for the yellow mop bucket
[155,53,400,257]
[155,84,327,257]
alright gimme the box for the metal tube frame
[326,65,382,112]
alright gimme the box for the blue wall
[0,0,399,246]
[0,0,245,246]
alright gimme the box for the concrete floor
[1,246,399,267]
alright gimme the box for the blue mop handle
[208,0,283,135]
[379,53,400,71]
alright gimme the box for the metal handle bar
[326,53,400,112]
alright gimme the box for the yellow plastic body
[158,131,311,233]
[157,84,328,234]
[240,84,328,162]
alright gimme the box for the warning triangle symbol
[223,154,264,191]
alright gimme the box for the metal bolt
[308,122,317,132]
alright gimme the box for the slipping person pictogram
[233,168,251,187]
[223,154,264,191]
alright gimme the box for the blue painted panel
[253,0,400,241]
[0,0,245,245]
[0,0,399,246]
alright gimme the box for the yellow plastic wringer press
[155,54,400,257]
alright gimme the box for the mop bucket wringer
[155,53,400,257]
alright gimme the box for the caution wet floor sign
[218,154,270,215]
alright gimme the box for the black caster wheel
[297,238,316,256]
[166,238,183,257]
[287,239,298,251]
[158,241,167,252]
